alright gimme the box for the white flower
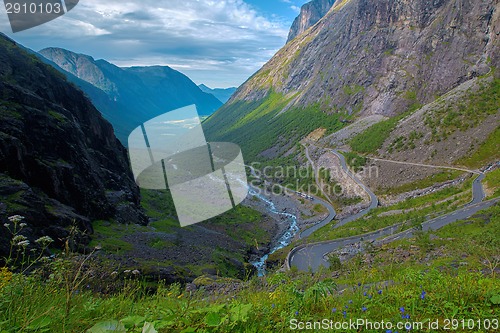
[17,240,30,248]
[3,223,9,228]
[19,223,27,228]
[8,215,25,224]
[35,236,54,246]
[12,235,27,243]
[124,270,131,274]
[132,270,140,275]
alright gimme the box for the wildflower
[362,306,367,312]
[295,311,299,316]
[386,330,392,333]
[4,223,9,228]
[420,291,426,300]
[124,270,131,273]
[111,271,118,276]
[132,270,140,275]
[358,282,362,286]
[0,267,13,290]
[8,215,24,224]
[400,307,405,313]
[345,305,349,309]
[349,300,353,304]
[363,292,367,296]
[19,223,27,228]
[332,308,336,313]
[271,304,275,308]
[12,235,27,243]
[368,295,372,300]
[378,290,383,295]
[35,236,53,246]
[17,240,30,248]
[342,311,346,318]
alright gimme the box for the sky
[0,0,309,88]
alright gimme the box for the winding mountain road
[330,150,379,227]
[303,144,333,204]
[299,196,336,238]
[289,172,494,272]
[299,149,378,238]
[247,150,492,273]
[369,157,482,175]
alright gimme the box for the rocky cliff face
[287,0,337,42]
[0,34,147,257]
[39,48,222,144]
[205,0,499,160]
[231,0,499,115]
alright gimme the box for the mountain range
[0,1,499,329]
[0,34,147,256]
[198,84,237,104]
[38,48,222,144]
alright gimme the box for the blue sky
[1,0,309,88]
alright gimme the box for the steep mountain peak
[40,47,118,95]
[287,0,337,42]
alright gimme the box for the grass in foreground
[0,204,498,332]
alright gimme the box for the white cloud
[0,0,292,87]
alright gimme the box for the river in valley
[248,188,299,276]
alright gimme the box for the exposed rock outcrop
[206,0,499,159]
[239,0,499,116]
[287,0,337,42]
